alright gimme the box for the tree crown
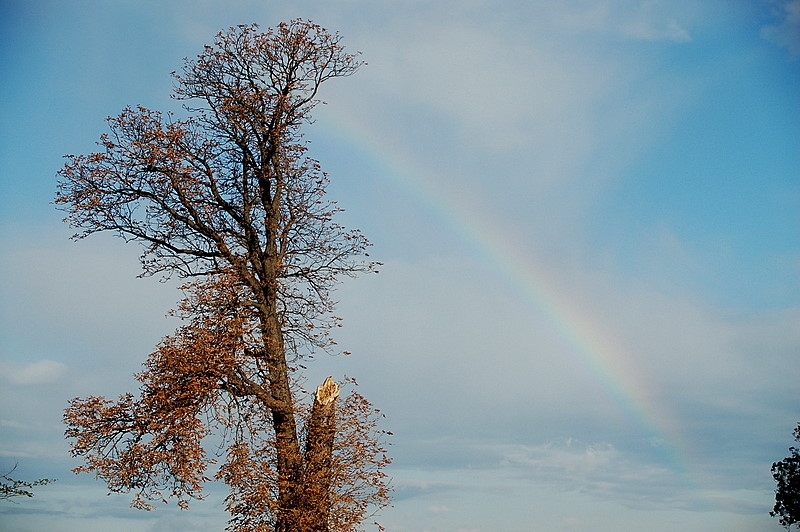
[58,21,390,531]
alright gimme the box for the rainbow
[314,109,693,480]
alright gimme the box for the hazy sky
[1,1,798,531]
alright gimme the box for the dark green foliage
[772,424,800,529]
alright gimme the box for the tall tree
[57,21,390,532]
[772,423,800,529]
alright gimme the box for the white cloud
[0,229,179,390]
[761,0,800,57]
[324,3,641,173]
[0,448,34,458]
[552,0,694,42]
[5,359,67,385]
[495,439,689,504]
[329,240,799,511]
[622,17,691,42]
[385,453,775,532]
[0,480,230,532]
[315,2,705,260]
[350,22,594,154]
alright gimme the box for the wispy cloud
[552,0,693,42]
[3,360,67,385]
[0,418,28,429]
[761,0,800,57]
[494,439,703,509]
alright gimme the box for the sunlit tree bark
[58,21,390,531]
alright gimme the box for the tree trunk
[261,301,303,532]
[302,377,340,532]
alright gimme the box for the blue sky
[1,1,798,531]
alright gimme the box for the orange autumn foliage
[58,21,390,531]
